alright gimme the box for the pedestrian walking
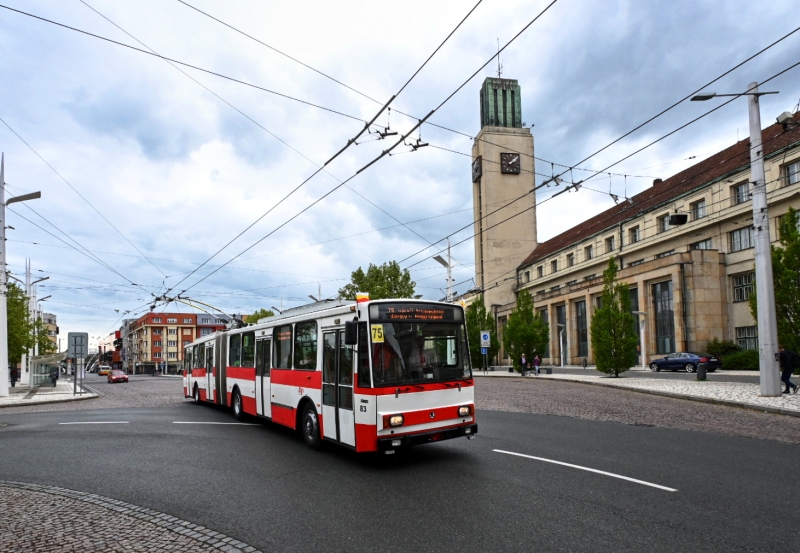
[9,367,17,388]
[520,353,527,377]
[533,354,541,376]
[49,367,59,388]
[778,345,799,394]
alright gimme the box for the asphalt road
[492,367,761,383]
[1,396,797,552]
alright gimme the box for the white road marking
[493,449,677,492]
[59,422,129,425]
[172,422,259,426]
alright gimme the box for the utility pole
[433,237,454,302]
[0,154,41,397]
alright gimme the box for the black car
[649,352,721,373]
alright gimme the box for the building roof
[520,111,800,268]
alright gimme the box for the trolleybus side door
[322,330,355,446]
[205,344,215,403]
[255,338,271,418]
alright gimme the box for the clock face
[472,156,482,183]
[500,152,521,174]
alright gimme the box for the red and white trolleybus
[182,298,477,453]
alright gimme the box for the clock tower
[471,77,537,310]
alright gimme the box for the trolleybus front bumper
[377,424,478,450]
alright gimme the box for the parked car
[107,370,128,383]
[649,352,721,373]
[97,365,111,376]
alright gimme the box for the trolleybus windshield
[368,303,471,386]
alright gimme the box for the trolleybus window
[273,325,292,369]
[294,321,317,370]
[322,333,336,406]
[192,345,200,369]
[357,322,370,387]
[368,303,470,386]
[242,331,256,367]
[229,334,241,367]
[256,339,270,376]
[196,343,205,369]
[339,333,354,410]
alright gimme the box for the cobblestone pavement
[0,481,262,553]
[0,375,188,414]
[475,377,800,444]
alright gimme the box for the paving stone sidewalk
[0,481,262,553]
[0,378,97,409]
[482,370,800,417]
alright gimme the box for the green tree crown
[246,308,275,323]
[502,289,549,373]
[590,258,638,377]
[337,261,415,300]
[464,296,500,368]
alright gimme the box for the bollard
[697,362,707,381]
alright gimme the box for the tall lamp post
[632,311,647,370]
[0,154,42,397]
[691,83,781,396]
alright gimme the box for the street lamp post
[633,311,647,370]
[0,154,42,397]
[692,83,781,396]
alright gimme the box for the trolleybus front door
[322,331,355,446]
[255,338,271,418]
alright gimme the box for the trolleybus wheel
[301,404,322,450]
[193,385,201,405]
[232,389,244,420]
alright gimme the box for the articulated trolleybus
[183,298,477,453]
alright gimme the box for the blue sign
[481,348,488,355]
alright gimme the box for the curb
[0,481,264,553]
[528,375,800,418]
[0,383,98,409]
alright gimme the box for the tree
[464,296,500,369]
[749,207,800,352]
[7,283,34,364]
[502,289,549,373]
[337,261,415,300]
[246,308,275,323]
[33,317,56,355]
[590,258,638,377]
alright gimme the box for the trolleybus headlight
[385,414,404,427]
[458,405,473,416]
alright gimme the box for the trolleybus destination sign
[369,303,462,322]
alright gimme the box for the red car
[108,370,129,383]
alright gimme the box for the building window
[691,239,712,250]
[152,329,162,335]
[201,318,211,324]
[152,318,162,323]
[584,274,596,281]
[167,340,177,347]
[731,182,749,205]
[168,352,178,359]
[575,300,588,357]
[605,236,615,252]
[183,318,192,324]
[550,285,561,292]
[584,245,593,260]
[657,215,671,233]
[566,280,577,286]
[551,259,558,273]
[786,161,800,187]
[690,199,707,220]
[537,266,543,278]
[183,328,192,335]
[567,253,574,267]
[732,272,755,302]
[167,318,177,324]
[525,271,530,283]
[628,259,644,267]
[153,340,162,347]
[736,326,758,350]
[629,226,640,244]
[201,328,212,336]
[215,318,225,324]
[730,227,754,252]
[555,304,566,364]
[153,352,162,359]
[653,281,675,354]
[168,329,177,335]
[655,250,675,259]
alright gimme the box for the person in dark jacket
[9,367,17,388]
[778,346,799,394]
[50,367,59,387]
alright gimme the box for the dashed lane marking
[59,421,129,425]
[493,449,677,492]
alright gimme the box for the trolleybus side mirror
[344,320,358,345]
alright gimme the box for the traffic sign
[480,330,491,348]
[481,347,487,355]
[67,332,89,358]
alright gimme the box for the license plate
[710,358,717,361]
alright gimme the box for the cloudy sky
[1,0,799,347]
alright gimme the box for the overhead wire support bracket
[323,95,396,166]
[356,111,435,175]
